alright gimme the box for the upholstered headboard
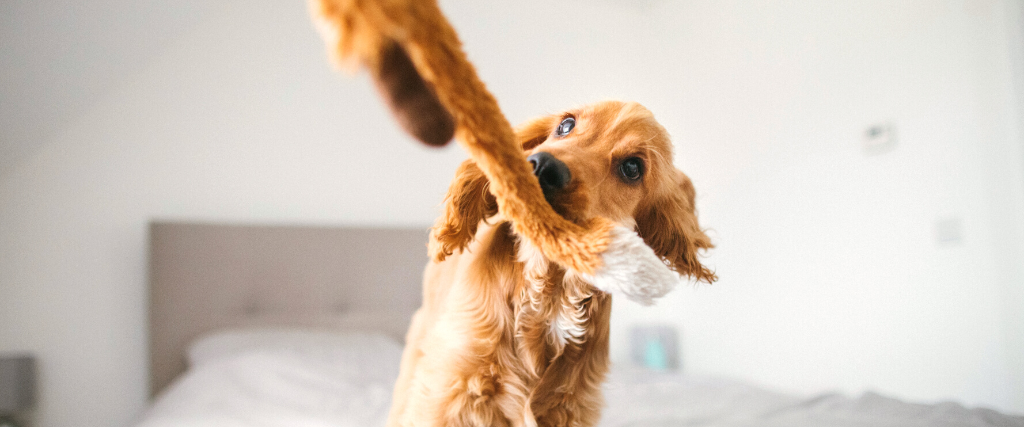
[148,222,428,396]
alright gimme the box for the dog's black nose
[527,152,571,193]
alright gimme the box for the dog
[387,100,715,427]
[308,1,713,424]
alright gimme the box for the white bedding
[137,330,402,427]
[600,370,1024,427]
[136,329,1023,427]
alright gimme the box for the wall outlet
[629,325,680,371]
[935,217,964,245]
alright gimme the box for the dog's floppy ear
[428,114,559,261]
[514,114,558,150]
[635,170,716,283]
[429,159,498,261]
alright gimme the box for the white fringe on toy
[581,226,682,305]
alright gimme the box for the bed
[138,222,1024,427]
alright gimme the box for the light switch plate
[935,217,964,245]
[863,122,897,155]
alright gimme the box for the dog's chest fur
[482,222,604,382]
[407,220,611,426]
[515,236,593,347]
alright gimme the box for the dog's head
[432,100,714,283]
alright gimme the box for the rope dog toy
[310,0,713,303]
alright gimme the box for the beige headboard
[148,222,429,396]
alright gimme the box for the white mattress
[135,329,1023,427]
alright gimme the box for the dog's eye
[619,157,644,182]
[556,117,575,136]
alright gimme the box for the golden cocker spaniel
[388,100,715,427]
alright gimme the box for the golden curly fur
[388,101,713,427]
[309,1,714,425]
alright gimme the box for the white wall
[0,3,466,426]
[1006,0,1024,412]
[0,1,1021,426]
[608,0,1024,414]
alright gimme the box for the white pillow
[187,328,403,368]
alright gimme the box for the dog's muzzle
[527,152,571,198]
